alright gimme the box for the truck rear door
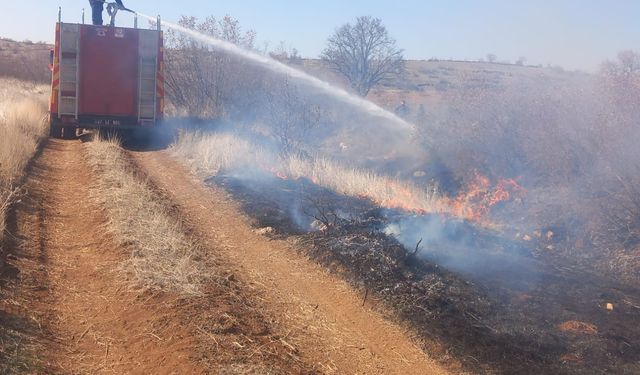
[80,27,138,117]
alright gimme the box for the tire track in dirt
[6,139,203,374]
[130,149,451,375]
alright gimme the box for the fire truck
[49,5,164,138]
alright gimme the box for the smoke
[137,18,640,372]
[138,14,413,131]
[384,214,540,290]
[172,129,444,227]
[147,12,640,285]
[413,56,640,284]
[154,14,545,284]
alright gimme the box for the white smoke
[139,14,413,132]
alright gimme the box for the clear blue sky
[1,1,638,71]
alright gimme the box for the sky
[1,1,638,72]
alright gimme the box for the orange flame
[377,181,430,214]
[260,163,290,180]
[255,162,524,224]
[449,171,526,222]
[274,170,288,180]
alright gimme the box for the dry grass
[171,130,447,214]
[85,137,209,295]
[0,78,48,245]
[0,38,51,83]
[0,78,47,375]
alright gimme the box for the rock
[546,230,554,240]
[254,227,274,235]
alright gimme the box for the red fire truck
[49,6,164,138]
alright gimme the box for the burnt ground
[212,172,640,375]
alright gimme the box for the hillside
[0,36,588,102]
[300,58,589,115]
[0,38,51,83]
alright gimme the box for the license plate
[94,119,122,126]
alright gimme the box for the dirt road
[3,139,203,373]
[131,149,450,375]
[1,139,450,374]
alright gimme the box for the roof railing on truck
[57,3,158,30]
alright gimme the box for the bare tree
[321,16,404,97]
[265,77,322,155]
[163,15,257,118]
[486,53,497,63]
[601,50,640,98]
[597,50,640,253]
[268,42,302,65]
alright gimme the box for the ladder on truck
[58,23,80,119]
[137,30,159,124]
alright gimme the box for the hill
[0,36,588,105]
[0,38,51,83]
[300,58,589,116]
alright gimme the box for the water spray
[138,14,413,130]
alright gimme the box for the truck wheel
[62,126,77,140]
[49,125,63,138]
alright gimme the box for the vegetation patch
[0,78,48,375]
[0,78,47,262]
[85,137,209,295]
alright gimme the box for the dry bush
[415,51,640,282]
[171,130,446,215]
[0,38,51,83]
[85,137,209,295]
[164,15,259,118]
[264,77,323,155]
[418,78,596,187]
[0,78,48,246]
[0,101,48,178]
[589,52,640,279]
[165,14,333,156]
[164,14,424,173]
[171,131,258,173]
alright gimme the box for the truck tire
[49,125,63,139]
[62,126,77,140]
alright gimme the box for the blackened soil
[211,173,640,375]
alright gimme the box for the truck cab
[49,8,164,138]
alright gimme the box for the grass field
[171,130,447,217]
[0,78,48,247]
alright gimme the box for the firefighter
[88,0,127,26]
[394,100,410,118]
[89,0,104,25]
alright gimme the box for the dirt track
[0,139,450,374]
[3,140,202,373]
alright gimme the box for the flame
[255,161,523,224]
[274,169,288,180]
[449,171,526,222]
[378,181,430,214]
[258,162,290,180]
[368,173,526,222]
